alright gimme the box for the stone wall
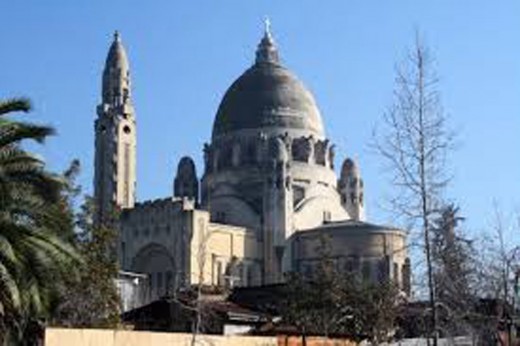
[44,328,277,346]
[278,336,357,346]
[44,329,473,346]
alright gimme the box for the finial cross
[264,16,272,37]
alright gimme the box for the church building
[93,26,410,304]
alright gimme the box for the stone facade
[93,27,408,306]
[118,197,263,302]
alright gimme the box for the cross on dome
[264,17,272,38]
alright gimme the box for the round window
[123,125,131,134]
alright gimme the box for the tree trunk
[416,42,438,346]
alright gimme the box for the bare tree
[477,204,520,345]
[161,224,218,345]
[190,224,221,346]
[373,32,454,346]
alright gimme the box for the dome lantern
[255,18,280,65]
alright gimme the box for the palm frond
[0,121,54,146]
[0,98,31,116]
[0,262,21,312]
[0,234,20,270]
[0,96,80,336]
[0,170,64,204]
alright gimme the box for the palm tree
[0,98,80,342]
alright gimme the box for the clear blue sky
[1,1,519,235]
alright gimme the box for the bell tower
[94,31,136,225]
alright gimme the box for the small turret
[174,156,199,202]
[338,158,365,221]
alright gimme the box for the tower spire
[102,30,131,105]
[255,18,280,65]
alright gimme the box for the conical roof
[102,31,131,105]
[105,31,129,71]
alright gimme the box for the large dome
[212,30,325,140]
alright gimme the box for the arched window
[304,263,313,279]
[220,145,233,168]
[323,211,331,222]
[166,271,173,294]
[243,265,249,286]
[237,264,244,286]
[149,272,154,290]
[217,262,223,286]
[157,272,163,295]
[243,142,257,165]
[215,211,227,223]
[362,261,371,282]
[345,257,355,273]
[393,262,399,284]
[121,242,126,267]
